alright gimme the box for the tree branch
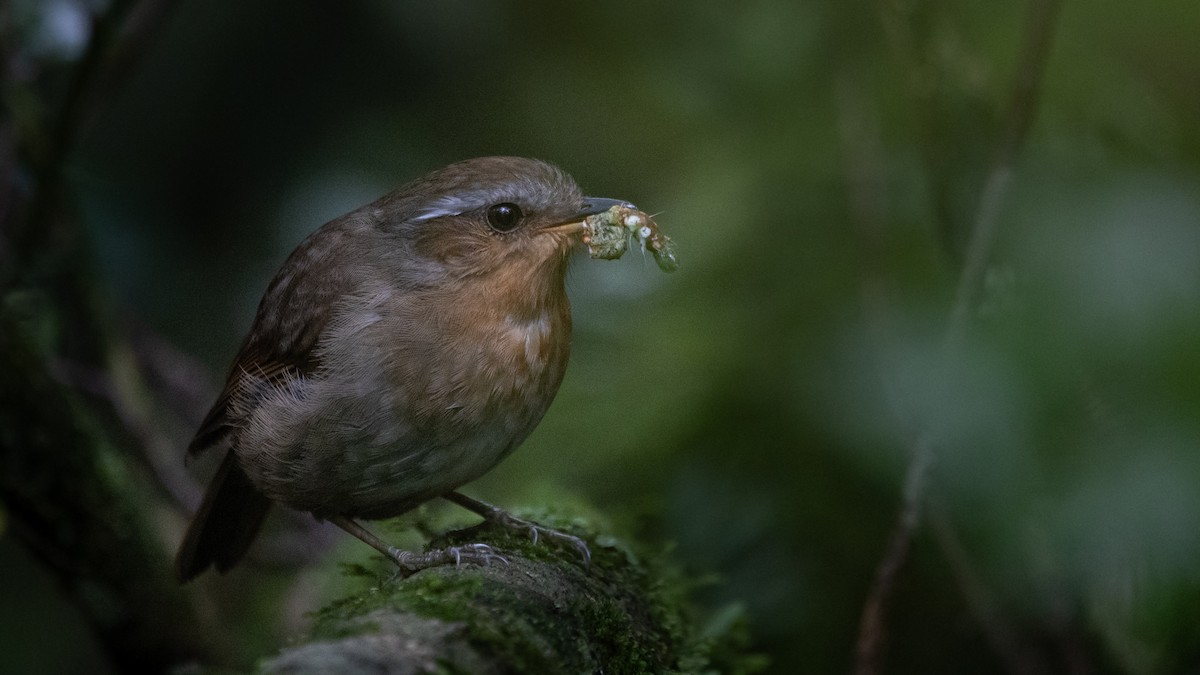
[851,0,1065,671]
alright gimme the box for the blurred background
[2,0,1199,672]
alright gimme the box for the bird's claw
[488,510,591,566]
[386,542,508,577]
[448,543,509,568]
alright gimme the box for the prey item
[582,204,678,272]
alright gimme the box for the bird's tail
[175,451,271,583]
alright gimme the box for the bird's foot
[387,542,509,578]
[445,492,591,567]
[491,510,592,567]
[329,515,508,579]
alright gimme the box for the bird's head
[375,156,634,285]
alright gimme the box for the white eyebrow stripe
[410,206,462,222]
[409,191,494,222]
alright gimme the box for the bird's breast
[499,312,553,371]
[237,276,573,518]
[434,298,572,430]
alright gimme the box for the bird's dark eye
[486,202,523,232]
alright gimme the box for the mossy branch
[259,517,763,675]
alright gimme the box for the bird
[175,156,633,582]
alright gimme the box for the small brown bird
[176,156,633,582]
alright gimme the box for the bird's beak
[541,197,638,235]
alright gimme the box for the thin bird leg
[444,492,591,566]
[328,515,506,577]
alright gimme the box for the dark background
[3,0,1199,672]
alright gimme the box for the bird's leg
[329,515,506,577]
[444,491,591,566]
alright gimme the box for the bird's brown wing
[187,227,356,458]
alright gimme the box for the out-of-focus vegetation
[2,0,1198,672]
